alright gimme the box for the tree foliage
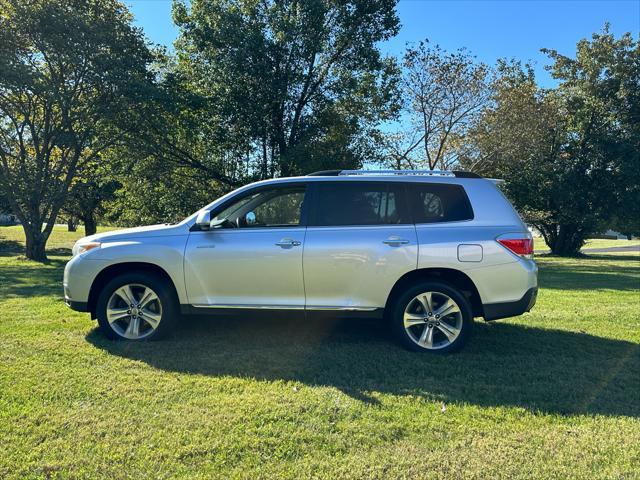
[380,41,491,170]
[464,28,639,255]
[63,159,119,236]
[1,0,636,256]
[545,27,640,240]
[111,0,402,224]
[170,0,400,178]
[104,148,224,227]
[0,0,155,260]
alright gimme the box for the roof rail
[307,170,342,176]
[338,169,454,177]
[307,169,483,178]
[451,170,482,179]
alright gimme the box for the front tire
[96,272,179,341]
[391,281,473,353]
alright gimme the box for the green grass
[1,226,639,479]
[533,236,640,252]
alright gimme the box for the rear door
[303,181,418,311]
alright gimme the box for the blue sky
[127,0,639,87]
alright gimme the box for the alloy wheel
[106,283,163,340]
[403,291,463,350]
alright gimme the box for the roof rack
[307,170,342,176]
[339,169,456,177]
[307,169,482,179]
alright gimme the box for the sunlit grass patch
[1,226,639,479]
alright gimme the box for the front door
[184,185,307,308]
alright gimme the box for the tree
[64,160,119,236]
[166,0,400,179]
[0,0,154,260]
[463,65,597,255]
[544,27,640,242]
[465,28,639,255]
[118,67,252,195]
[106,0,401,226]
[380,41,491,170]
[0,192,9,214]
[104,148,225,227]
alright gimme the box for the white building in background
[600,229,632,240]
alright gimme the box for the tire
[390,280,473,353]
[96,271,179,341]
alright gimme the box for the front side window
[212,187,306,228]
[409,183,474,223]
[311,182,409,226]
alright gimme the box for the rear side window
[408,183,474,223]
[311,182,410,226]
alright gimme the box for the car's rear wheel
[96,272,179,340]
[391,281,473,353]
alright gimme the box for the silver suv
[64,170,537,352]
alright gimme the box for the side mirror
[245,211,256,226]
[195,210,211,230]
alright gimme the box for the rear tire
[96,272,179,341]
[391,280,473,353]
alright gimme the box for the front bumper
[63,254,108,313]
[65,299,89,312]
[483,287,538,321]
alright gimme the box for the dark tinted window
[409,183,474,223]
[213,187,306,227]
[312,182,409,226]
[252,189,305,226]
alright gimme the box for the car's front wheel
[96,272,179,340]
[391,281,473,353]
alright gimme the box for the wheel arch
[87,262,179,319]
[385,268,484,318]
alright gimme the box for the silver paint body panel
[64,174,537,315]
[303,225,418,309]
[184,227,306,306]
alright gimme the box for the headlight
[72,241,101,256]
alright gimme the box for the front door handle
[275,239,302,248]
[383,237,410,246]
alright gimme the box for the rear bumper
[483,287,537,321]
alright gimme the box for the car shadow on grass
[86,316,640,418]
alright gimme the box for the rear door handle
[383,238,410,246]
[275,239,302,248]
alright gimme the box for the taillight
[497,236,534,259]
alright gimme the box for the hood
[83,223,188,243]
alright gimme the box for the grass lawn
[1,226,639,479]
[533,237,640,252]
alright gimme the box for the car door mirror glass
[210,217,228,229]
[245,211,256,226]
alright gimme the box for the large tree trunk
[23,225,48,262]
[539,223,586,256]
[67,217,77,232]
[83,212,97,236]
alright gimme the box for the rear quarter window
[408,183,474,223]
